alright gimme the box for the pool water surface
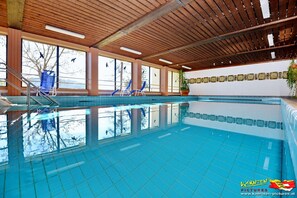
[0,101,294,197]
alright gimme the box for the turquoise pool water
[0,101,295,197]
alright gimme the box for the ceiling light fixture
[267,34,274,46]
[159,59,172,64]
[120,47,142,55]
[271,51,276,59]
[182,65,192,70]
[260,0,271,19]
[45,25,85,39]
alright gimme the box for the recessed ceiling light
[182,65,191,70]
[159,59,172,64]
[271,51,276,59]
[229,60,232,64]
[267,34,274,46]
[45,25,85,39]
[213,63,216,66]
[120,47,142,55]
[260,0,271,19]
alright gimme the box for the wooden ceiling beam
[93,0,192,48]
[174,43,296,67]
[6,0,25,29]
[142,15,297,60]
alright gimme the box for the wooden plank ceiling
[1,0,297,70]
[0,0,8,27]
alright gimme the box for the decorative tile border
[185,112,283,130]
[188,71,288,84]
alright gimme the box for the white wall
[185,60,292,96]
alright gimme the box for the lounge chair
[130,81,146,96]
[111,80,132,96]
[37,70,56,96]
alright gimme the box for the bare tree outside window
[22,39,86,88]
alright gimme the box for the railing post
[27,84,30,107]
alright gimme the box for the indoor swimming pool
[0,100,296,197]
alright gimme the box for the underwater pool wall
[281,99,297,181]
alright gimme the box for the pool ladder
[0,62,59,107]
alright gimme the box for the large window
[167,103,179,125]
[142,65,160,92]
[0,115,7,163]
[58,47,86,89]
[0,35,7,86]
[168,71,179,93]
[98,107,131,140]
[22,39,86,89]
[22,109,86,157]
[98,56,132,91]
[141,105,160,130]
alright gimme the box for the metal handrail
[0,62,59,106]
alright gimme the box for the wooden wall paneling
[87,48,99,96]
[7,28,22,96]
[132,59,142,91]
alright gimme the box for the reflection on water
[0,101,295,197]
[0,101,286,164]
[0,103,182,164]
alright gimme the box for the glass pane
[172,72,180,92]
[141,107,149,130]
[59,47,86,89]
[59,109,86,149]
[167,104,172,125]
[150,105,160,128]
[172,104,179,123]
[115,60,132,90]
[22,40,57,87]
[0,35,6,86]
[142,66,150,91]
[98,56,115,90]
[0,115,7,163]
[115,110,131,136]
[150,67,160,92]
[98,107,115,140]
[23,112,58,157]
[168,71,172,92]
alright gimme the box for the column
[161,66,168,96]
[86,107,99,146]
[132,59,142,90]
[87,47,99,95]
[7,28,22,96]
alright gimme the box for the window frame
[0,34,7,87]
[168,70,180,93]
[141,65,161,92]
[21,39,87,89]
[98,55,132,91]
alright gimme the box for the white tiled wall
[185,60,292,96]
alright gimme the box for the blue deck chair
[111,80,132,96]
[37,70,56,96]
[130,81,146,96]
[38,108,56,132]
